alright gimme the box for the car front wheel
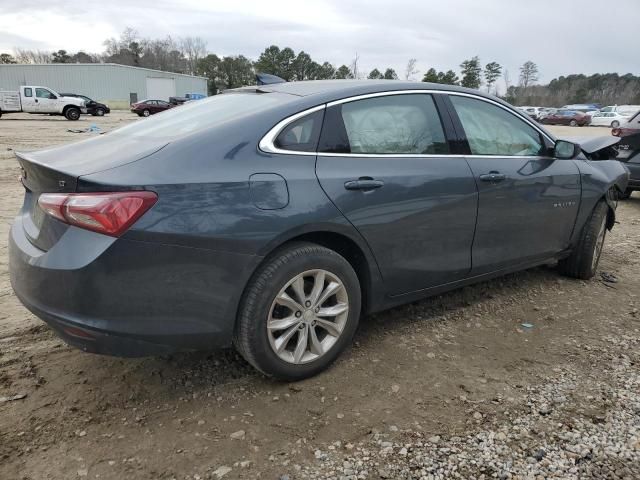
[569,119,578,127]
[95,108,105,116]
[611,120,620,128]
[559,200,608,279]
[234,242,361,380]
[142,109,150,117]
[65,107,81,121]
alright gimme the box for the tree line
[1,28,639,106]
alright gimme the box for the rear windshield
[112,92,287,139]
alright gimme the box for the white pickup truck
[0,86,86,120]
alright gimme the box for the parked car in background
[563,103,601,113]
[537,107,557,121]
[0,86,85,120]
[9,80,628,380]
[540,109,591,127]
[601,105,640,117]
[60,93,110,116]
[613,110,640,198]
[590,111,628,128]
[518,106,545,121]
[170,93,207,105]
[130,99,173,116]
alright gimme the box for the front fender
[571,159,628,243]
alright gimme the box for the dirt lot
[1,112,638,480]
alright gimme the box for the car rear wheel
[569,119,578,127]
[234,242,361,381]
[142,109,150,117]
[65,107,81,121]
[611,120,620,128]
[558,200,608,279]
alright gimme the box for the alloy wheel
[267,269,349,364]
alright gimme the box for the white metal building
[0,63,208,109]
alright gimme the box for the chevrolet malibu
[9,81,629,380]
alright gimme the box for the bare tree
[349,53,360,79]
[519,61,539,89]
[404,58,418,81]
[503,69,511,93]
[13,48,52,64]
[180,36,208,75]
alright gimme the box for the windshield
[113,92,289,140]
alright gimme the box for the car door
[34,87,57,112]
[20,87,37,112]
[447,94,581,275]
[315,92,478,295]
[157,101,170,112]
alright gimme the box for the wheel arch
[248,227,383,317]
[62,104,80,114]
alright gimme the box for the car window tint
[336,94,447,155]
[35,88,52,99]
[24,88,32,97]
[450,96,543,156]
[275,110,324,152]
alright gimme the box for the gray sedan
[9,80,629,380]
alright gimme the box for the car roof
[235,79,501,104]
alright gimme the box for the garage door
[146,77,176,101]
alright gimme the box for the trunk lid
[15,135,168,251]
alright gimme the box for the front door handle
[344,178,385,191]
[479,171,506,182]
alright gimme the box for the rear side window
[275,110,324,152]
[23,88,32,97]
[320,94,448,155]
[450,95,544,156]
[113,92,288,140]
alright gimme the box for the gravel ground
[0,112,638,479]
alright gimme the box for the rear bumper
[9,215,262,357]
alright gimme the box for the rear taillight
[38,191,157,237]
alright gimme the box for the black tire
[617,189,632,200]
[234,242,361,381]
[569,119,578,127]
[558,200,609,279]
[142,109,150,117]
[610,120,620,128]
[95,108,105,116]
[65,107,81,121]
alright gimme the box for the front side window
[450,96,544,156]
[322,94,448,155]
[35,88,53,99]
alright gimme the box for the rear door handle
[344,178,385,191]
[479,172,506,182]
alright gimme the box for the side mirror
[554,140,581,159]
[49,93,57,99]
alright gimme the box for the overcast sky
[1,0,638,86]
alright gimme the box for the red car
[540,109,591,127]
[130,99,174,117]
